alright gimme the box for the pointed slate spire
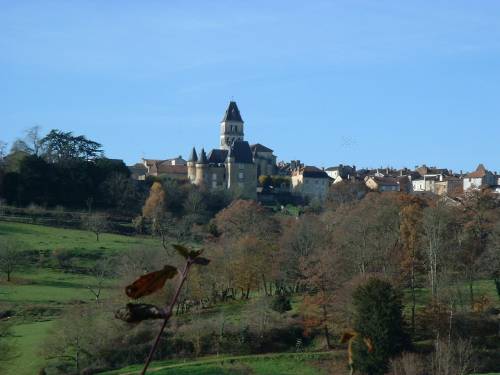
[188,147,198,162]
[221,101,243,122]
[198,148,208,164]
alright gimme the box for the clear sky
[1,1,499,172]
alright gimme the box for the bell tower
[220,101,244,150]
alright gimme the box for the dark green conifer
[352,278,411,375]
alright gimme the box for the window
[239,172,244,179]
[212,173,217,181]
[212,181,217,188]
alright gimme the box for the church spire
[188,147,198,162]
[198,148,208,164]
[221,101,244,123]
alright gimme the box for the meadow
[0,221,159,375]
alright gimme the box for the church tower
[187,147,198,183]
[220,101,244,150]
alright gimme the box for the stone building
[291,166,330,202]
[365,176,399,192]
[434,176,463,196]
[325,164,356,181]
[188,101,276,199]
[463,164,496,191]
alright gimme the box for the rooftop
[221,101,244,123]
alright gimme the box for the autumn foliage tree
[300,244,344,349]
[457,190,498,305]
[142,181,173,244]
[399,195,425,334]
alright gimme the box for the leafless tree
[423,202,452,300]
[390,352,427,375]
[83,214,108,242]
[0,241,21,282]
[25,125,43,156]
[431,338,474,375]
[87,259,112,304]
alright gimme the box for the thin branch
[140,260,192,375]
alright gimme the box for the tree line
[0,127,146,211]
[32,185,499,374]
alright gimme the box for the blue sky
[1,1,499,172]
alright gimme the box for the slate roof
[188,147,198,162]
[371,176,399,186]
[250,143,273,153]
[221,101,244,122]
[300,166,329,179]
[198,148,208,164]
[207,149,228,164]
[128,163,147,175]
[229,141,253,164]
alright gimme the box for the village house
[412,176,439,193]
[364,176,399,192]
[463,164,497,191]
[325,164,356,182]
[291,166,330,202]
[131,157,188,180]
[410,165,452,193]
[434,176,463,196]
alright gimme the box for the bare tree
[431,338,474,375]
[83,214,108,242]
[390,352,427,375]
[0,241,21,282]
[423,202,452,300]
[25,125,43,156]
[43,305,94,374]
[87,259,112,304]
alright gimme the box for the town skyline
[2,1,499,171]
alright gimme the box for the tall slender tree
[351,278,410,375]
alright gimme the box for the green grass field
[0,221,161,375]
[0,221,158,253]
[4,320,54,375]
[103,352,339,375]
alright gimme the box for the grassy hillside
[0,221,157,253]
[0,221,159,375]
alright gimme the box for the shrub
[271,294,292,313]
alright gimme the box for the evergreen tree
[352,278,410,375]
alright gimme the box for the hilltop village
[128,101,500,204]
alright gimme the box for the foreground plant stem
[141,260,192,375]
